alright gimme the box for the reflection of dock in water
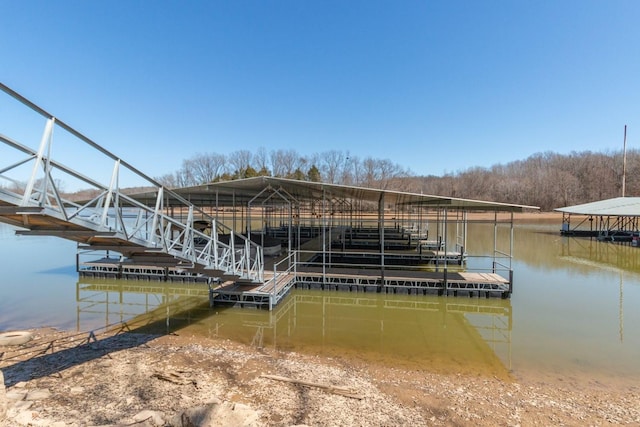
[560,238,630,343]
[560,237,640,273]
[76,280,512,376]
[76,279,210,331]
[274,293,512,376]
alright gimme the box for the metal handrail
[0,85,263,282]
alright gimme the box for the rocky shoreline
[1,328,639,426]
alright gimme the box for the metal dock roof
[554,197,640,217]
[133,176,539,212]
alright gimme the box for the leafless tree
[320,150,347,184]
[254,147,270,174]
[270,149,302,178]
[184,152,227,185]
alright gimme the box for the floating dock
[77,222,509,309]
[79,245,509,310]
[79,257,512,310]
[208,268,510,310]
[78,257,211,282]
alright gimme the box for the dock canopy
[555,197,640,240]
[133,176,539,212]
[555,197,640,217]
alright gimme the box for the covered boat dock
[81,177,538,307]
[555,197,640,244]
[0,82,535,311]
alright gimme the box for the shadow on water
[559,236,640,275]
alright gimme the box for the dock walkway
[209,266,510,309]
[210,270,297,309]
[294,267,510,297]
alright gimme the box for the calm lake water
[1,219,639,386]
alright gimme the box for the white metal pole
[622,124,627,197]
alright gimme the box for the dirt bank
[1,328,638,426]
[467,210,563,222]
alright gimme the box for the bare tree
[270,149,301,178]
[254,147,270,175]
[376,159,407,189]
[188,153,227,184]
[320,150,347,184]
[351,156,364,186]
[155,173,178,188]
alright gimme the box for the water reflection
[560,236,640,273]
[559,237,635,345]
[76,279,513,379]
[467,220,640,275]
[76,278,210,332]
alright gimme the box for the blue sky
[1,0,639,180]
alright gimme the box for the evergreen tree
[307,164,321,182]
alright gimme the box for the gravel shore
[1,328,639,426]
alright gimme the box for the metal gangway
[0,83,263,284]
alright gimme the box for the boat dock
[76,220,507,310]
[78,241,509,309]
[78,257,212,282]
[0,83,535,313]
[556,197,640,244]
[294,268,510,296]
[208,268,509,310]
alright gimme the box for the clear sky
[1,0,639,180]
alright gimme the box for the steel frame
[0,83,263,283]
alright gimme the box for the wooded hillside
[405,150,638,211]
[157,149,638,212]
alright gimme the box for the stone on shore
[132,409,166,426]
[169,402,261,427]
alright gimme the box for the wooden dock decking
[209,271,297,309]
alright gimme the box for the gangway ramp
[210,254,297,310]
[0,83,263,284]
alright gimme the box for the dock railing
[0,83,263,283]
[294,248,467,271]
[293,248,512,295]
[265,250,297,310]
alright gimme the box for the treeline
[156,148,410,190]
[156,148,638,211]
[401,150,639,211]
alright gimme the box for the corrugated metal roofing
[134,176,539,212]
[554,197,640,216]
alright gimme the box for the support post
[378,192,385,293]
[22,117,55,207]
